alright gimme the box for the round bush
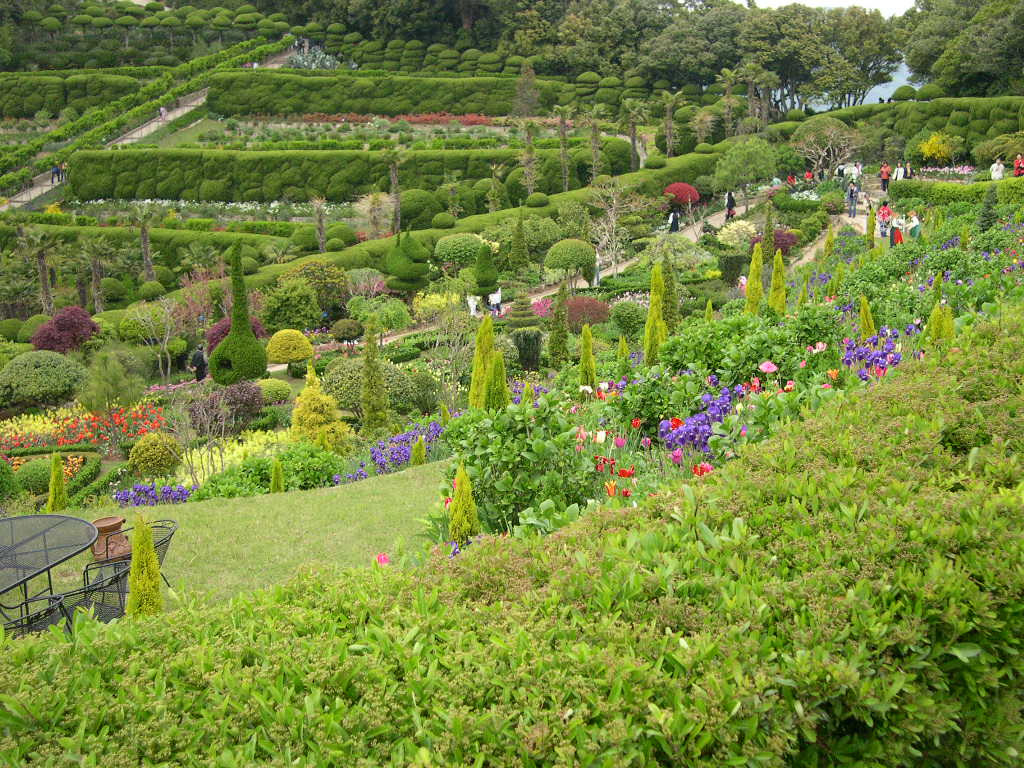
[644,154,666,169]
[0,318,23,341]
[545,238,597,278]
[435,233,485,267]
[153,265,176,289]
[138,280,166,300]
[784,109,806,122]
[266,329,314,364]
[0,350,86,407]
[256,377,292,404]
[610,301,647,339]
[431,212,456,228]
[331,317,363,341]
[915,83,944,101]
[17,314,50,343]
[892,85,917,102]
[325,222,357,246]
[241,256,259,275]
[128,432,181,477]
[30,306,99,353]
[321,356,416,417]
[289,225,320,252]
[565,296,610,332]
[0,458,16,501]
[400,189,443,230]
[694,142,715,154]
[99,277,125,303]
[325,238,346,251]
[119,304,172,343]
[15,458,51,495]
[525,192,549,208]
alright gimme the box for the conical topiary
[521,382,536,405]
[126,517,163,618]
[643,262,667,364]
[798,274,809,305]
[767,248,787,314]
[411,435,427,465]
[384,231,430,299]
[474,240,498,300]
[509,209,529,271]
[361,318,390,431]
[44,452,66,514]
[616,335,631,379]
[209,247,267,384]
[468,314,495,409]
[291,363,338,441]
[579,324,597,390]
[978,184,998,231]
[506,293,539,330]
[447,464,480,545]
[484,350,510,410]
[661,262,679,332]
[926,299,946,345]
[440,403,452,426]
[704,298,713,322]
[270,458,284,493]
[744,242,764,315]
[859,295,876,340]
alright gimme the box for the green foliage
[321,356,415,418]
[616,335,631,379]
[484,351,510,411]
[859,294,877,340]
[385,232,431,297]
[129,432,181,478]
[126,518,163,619]
[192,441,348,501]
[281,259,348,314]
[978,184,999,231]
[547,282,569,365]
[704,297,714,322]
[435,233,485,268]
[209,249,267,384]
[261,278,322,335]
[767,249,787,315]
[15,458,51,495]
[446,464,480,545]
[291,365,338,442]
[431,212,456,228]
[761,204,775,264]
[0,318,22,342]
[661,263,679,333]
[0,350,86,407]
[44,453,67,514]
[525,192,549,208]
[331,318,364,342]
[578,324,596,390]
[468,315,494,409]
[269,458,284,493]
[410,436,427,466]
[506,294,539,330]
[138,280,166,301]
[510,328,542,371]
[891,84,917,101]
[544,238,596,281]
[643,262,667,365]
[266,329,314,364]
[609,301,646,339]
[256,377,292,404]
[508,211,529,272]
[77,348,144,414]
[17,314,50,343]
[744,243,764,315]
[473,241,498,299]
[361,320,391,431]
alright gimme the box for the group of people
[988,154,1024,180]
[878,161,914,193]
[49,161,68,184]
[875,200,920,244]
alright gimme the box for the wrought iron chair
[99,519,178,587]
[1,594,66,639]
[61,563,129,624]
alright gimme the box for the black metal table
[0,515,98,622]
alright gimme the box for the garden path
[791,212,865,270]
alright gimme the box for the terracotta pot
[92,515,131,561]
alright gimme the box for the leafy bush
[191,440,347,500]
[544,238,596,280]
[565,296,610,332]
[289,225,319,252]
[99,277,126,303]
[266,329,314,364]
[118,304,172,344]
[30,306,99,353]
[525,192,549,208]
[261,278,323,334]
[138,280,166,301]
[15,457,51,495]
[128,432,181,477]
[891,84,917,101]
[382,342,420,363]
[0,458,18,500]
[0,350,86,407]
[331,318,363,341]
[17,314,50,343]
[206,316,267,352]
[256,378,292,405]
[915,83,944,101]
[717,219,756,250]
[400,188,444,229]
[281,259,349,315]
[408,369,440,414]
[0,318,23,341]
[434,233,485,268]
[325,222,357,247]
[431,212,456,228]
[240,256,259,275]
[321,356,416,418]
[609,301,647,339]
[644,153,666,168]
[209,251,267,385]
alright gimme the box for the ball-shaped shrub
[0,318,23,341]
[525,192,549,208]
[289,225,320,252]
[153,265,176,289]
[15,458,51,495]
[544,238,596,277]
[717,219,757,250]
[321,356,416,417]
[784,109,806,122]
[241,256,259,275]
[266,329,314,364]
[128,432,181,477]
[325,222,357,247]
[892,85,917,102]
[694,143,715,154]
[644,154,666,169]
[331,317,363,341]
[431,211,456,229]
[566,296,610,332]
[400,188,444,230]
[99,277,125,303]
[256,377,292,404]
[0,350,86,407]
[0,458,16,501]
[325,238,346,251]
[17,314,50,343]
[138,280,166,300]
[30,306,99,353]
[118,304,173,343]
[206,316,267,352]
[434,233,485,267]
[915,83,944,101]
[610,301,647,339]
[664,182,700,205]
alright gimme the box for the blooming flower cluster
[659,386,745,455]
[113,483,195,507]
[841,327,909,380]
[510,380,550,406]
[55,403,166,449]
[363,420,446,476]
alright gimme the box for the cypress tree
[411,435,427,466]
[484,351,511,410]
[270,458,284,493]
[209,247,267,384]
[361,318,391,431]
[616,335,631,379]
[744,243,764,315]
[823,221,834,261]
[440,403,452,426]
[767,248,787,314]
[926,299,946,345]
[643,262,668,365]
[448,464,481,544]
[798,275,809,306]
[942,304,955,341]
[858,295,876,340]
[45,452,66,514]
[661,262,680,333]
[761,202,775,263]
[468,315,495,408]
[978,184,998,231]
[547,282,569,365]
[704,298,714,323]
[384,231,430,300]
[474,241,498,300]
[509,209,530,272]
[579,324,597,390]
[126,517,163,618]
[865,208,876,249]
[291,363,337,442]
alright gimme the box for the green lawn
[157,117,220,148]
[41,461,446,604]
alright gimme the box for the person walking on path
[59,161,68,182]
[846,182,858,218]
[990,157,1005,181]
[50,163,60,184]
[725,191,736,220]
[903,161,913,179]
[668,208,680,232]
[877,200,893,239]
[880,161,891,193]
[189,344,207,382]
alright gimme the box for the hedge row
[0,73,143,119]
[889,175,1024,204]
[2,304,1022,763]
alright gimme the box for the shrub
[751,229,800,257]
[30,306,99,353]
[915,83,944,101]
[565,296,610,332]
[644,153,666,168]
[138,280,166,300]
[331,318,363,341]
[99,277,125,303]
[431,212,456,228]
[128,432,181,477]
[256,377,292,404]
[118,304,173,344]
[325,221,357,246]
[321,356,416,418]
[281,259,348,314]
[266,329,314,364]
[0,459,17,500]
[209,250,267,385]
[663,182,700,205]
[291,366,338,442]
[126,519,163,618]
[544,238,596,282]
[434,232,486,268]
[0,318,23,341]
[15,457,51,495]
[17,314,50,343]
[609,301,647,339]
[289,225,320,252]
[717,219,756,250]
[525,192,549,207]
[240,256,259,275]
[400,188,444,229]
[891,85,916,101]
[261,279,322,334]
[0,350,86,407]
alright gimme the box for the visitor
[907,211,921,239]
[848,162,861,193]
[50,163,60,184]
[877,200,893,238]
[59,161,68,182]
[725,191,736,220]
[890,213,905,246]
[893,163,905,182]
[903,161,913,179]
[668,207,680,232]
[189,344,207,382]
[771,175,782,187]
[879,161,891,193]
[991,157,1005,180]
[1015,154,1024,177]
[846,182,858,218]
[159,106,167,121]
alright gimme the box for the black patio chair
[61,563,129,625]
[99,519,178,587]
[2,594,66,639]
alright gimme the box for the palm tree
[689,109,718,145]
[80,236,111,313]
[379,149,407,234]
[177,241,218,273]
[552,105,575,193]
[486,161,506,214]
[16,228,58,315]
[514,120,539,196]
[621,99,649,172]
[57,238,92,309]
[262,241,301,264]
[310,196,328,252]
[715,68,739,136]
[126,203,166,282]
[659,91,683,158]
[578,104,609,182]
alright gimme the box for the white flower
[579,385,593,394]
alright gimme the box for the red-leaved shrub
[663,183,700,205]
[566,296,610,332]
[205,317,267,352]
[751,229,800,256]
[31,306,99,353]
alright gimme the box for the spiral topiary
[129,432,181,477]
[266,329,314,364]
[209,249,267,384]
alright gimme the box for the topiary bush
[325,222,357,247]
[280,259,349,315]
[331,318,363,341]
[206,316,267,352]
[99,277,125,304]
[0,318,23,341]
[545,239,597,282]
[610,300,647,339]
[266,329,314,364]
[289,225,320,252]
[321,356,416,418]
[892,85,917,102]
[209,249,268,385]
[15,457,51,495]
[138,280,166,301]
[30,306,99,353]
[435,232,485,268]
[17,314,50,343]
[525,192,549,208]
[400,188,444,230]
[128,432,181,477]
[431,212,456,228]
[565,296,610,332]
[644,153,666,169]
[261,278,322,334]
[915,83,945,101]
[0,350,86,407]
[240,256,259,275]
[0,458,17,501]
[256,377,292,404]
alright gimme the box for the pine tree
[547,282,569,365]
[643,262,668,365]
[270,458,284,493]
[126,517,163,618]
[767,248,787,314]
[823,222,834,261]
[858,295,876,340]
[661,262,680,332]
[704,298,714,322]
[579,324,597,390]
[978,184,998,231]
[474,241,498,300]
[361,318,391,431]
[447,464,481,544]
[469,315,495,409]
[45,452,66,514]
[761,202,775,263]
[616,335,631,379]
[798,275,809,306]
[744,242,764,315]
[865,208,876,249]
[411,435,427,466]
[291,363,338,441]
[384,232,430,301]
[509,209,530,272]
[484,351,511,410]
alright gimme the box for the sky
[755,0,916,15]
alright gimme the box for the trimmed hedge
[890,175,1024,204]
[0,73,141,119]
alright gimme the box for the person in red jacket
[1015,154,1024,177]
[879,161,891,193]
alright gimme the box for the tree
[859,294,876,340]
[517,120,539,196]
[589,179,648,278]
[385,232,431,301]
[126,518,163,618]
[660,91,683,158]
[579,104,608,182]
[745,243,764,315]
[270,458,284,492]
[823,222,835,261]
[508,209,530,273]
[661,262,679,333]
[798,276,809,306]
[80,236,111,313]
[361,318,390,432]
[380,149,407,233]
[130,299,181,383]
[552,105,574,193]
[704,298,714,322]
[578,323,596,391]
[768,249,787,315]
[716,68,740,136]
[45,453,67,514]
[484,350,510,411]
[761,203,775,265]
[291,364,338,442]
[545,239,596,287]
[16,228,57,315]
[209,249,267,384]
[978,184,999,230]
[78,348,144,414]
[643,262,667,365]
[689,109,718,145]
[621,99,649,173]
[616,335,631,380]
[473,241,498,301]
[713,137,777,212]
[310,196,328,253]
[792,116,859,176]
[513,60,540,117]
[865,209,876,249]
[547,282,569,366]
[447,463,480,545]
[126,203,165,283]
[468,314,494,409]
[411,436,427,466]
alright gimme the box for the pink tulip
[758,360,778,374]
[670,448,683,465]
[376,553,390,566]
[799,360,807,368]
[614,436,626,448]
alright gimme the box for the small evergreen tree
[823,222,834,261]
[440,403,452,426]
[447,464,481,545]
[704,298,714,322]
[506,293,539,330]
[384,232,431,301]
[474,241,498,301]
[521,382,536,404]
[761,202,775,262]
[270,458,284,492]
[926,299,946,346]
[768,248,787,314]
[579,324,597,390]
[361,318,391,431]
[468,315,495,409]
[978,184,998,231]
[942,304,955,340]
[798,275,809,306]
[411,435,427,466]
[509,210,530,272]
[865,208,876,249]
[547,282,569,365]
[291,363,338,441]
[209,248,267,384]
[661,262,680,332]
[616,335,631,379]
[643,262,668,364]
[44,452,66,514]
[126,517,163,618]
[513,60,540,117]
[484,352,510,410]
[744,243,764,315]
[858,295,877,340]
